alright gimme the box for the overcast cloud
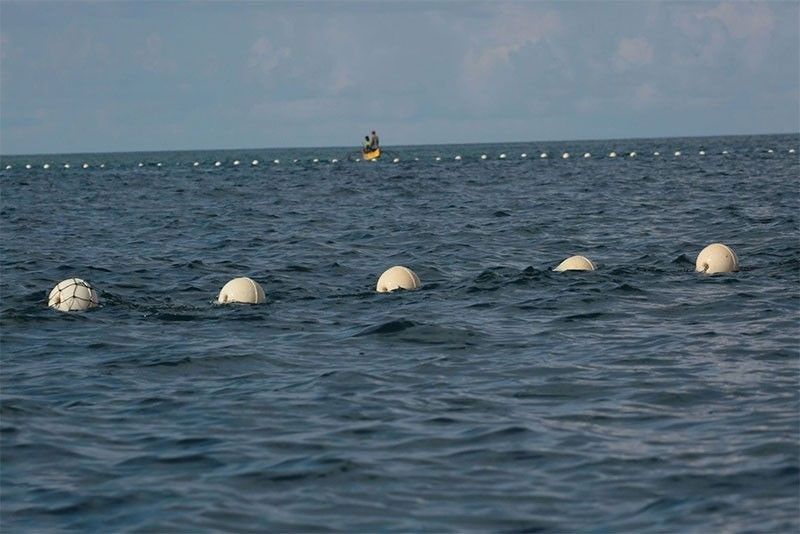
[1,1,797,154]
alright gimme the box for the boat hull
[362,148,381,161]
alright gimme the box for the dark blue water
[2,134,799,532]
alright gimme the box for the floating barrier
[48,278,99,312]
[6,145,797,175]
[218,277,265,304]
[696,243,738,274]
[553,255,596,272]
[376,266,421,293]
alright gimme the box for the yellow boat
[362,147,381,161]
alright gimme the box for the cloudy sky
[1,1,797,155]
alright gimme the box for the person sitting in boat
[369,130,380,150]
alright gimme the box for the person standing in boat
[369,130,380,150]
[363,135,371,152]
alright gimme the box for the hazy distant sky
[1,1,798,154]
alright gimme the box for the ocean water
[1,134,798,532]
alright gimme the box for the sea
[1,134,798,532]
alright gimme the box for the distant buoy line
[2,147,796,172]
[48,243,740,312]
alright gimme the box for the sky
[0,1,798,155]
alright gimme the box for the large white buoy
[654,151,660,156]
[217,277,266,304]
[82,163,89,169]
[233,160,240,166]
[273,159,280,164]
[674,151,681,157]
[251,160,259,166]
[562,152,570,159]
[435,156,441,161]
[767,149,774,154]
[331,158,338,163]
[43,163,50,169]
[214,161,221,167]
[583,152,591,158]
[138,162,144,167]
[499,153,507,159]
[312,158,319,163]
[25,164,31,169]
[156,162,162,167]
[789,149,796,154]
[553,255,596,272]
[520,153,527,158]
[695,243,739,274]
[540,153,548,159]
[193,161,200,167]
[4,165,10,170]
[722,150,728,155]
[376,266,421,293]
[392,157,400,163]
[609,152,617,158]
[481,154,487,160]
[48,278,99,312]
[454,155,462,161]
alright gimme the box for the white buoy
[521,153,527,158]
[609,152,617,158]
[233,160,240,166]
[393,157,400,163]
[355,158,361,162]
[699,150,705,156]
[217,277,266,304]
[435,156,441,161]
[540,153,548,159]
[313,158,319,163]
[722,150,728,155]
[64,163,70,169]
[293,159,299,163]
[25,164,32,169]
[481,154,487,160]
[789,149,796,154]
[331,158,338,163]
[562,152,570,159]
[767,149,774,154]
[273,159,280,164]
[214,161,221,167]
[553,255,596,272]
[674,151,681,156]
[156,162,162,167]
[193,161,200,167]
[583,153,591,158]
[454,155,462,161]
[43,163,50,169]
[100,163,105,168]
[82,163,89,169]
[376,266,421,293]
[251,160,259,166]
[654,151,660,156]
[48,278,99,312]
[414,158,419,161]
[4,165,10,170]
[499,153,507,159]
[629,151,636,158]
[138,162,144,167]
[695,243,738,274]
